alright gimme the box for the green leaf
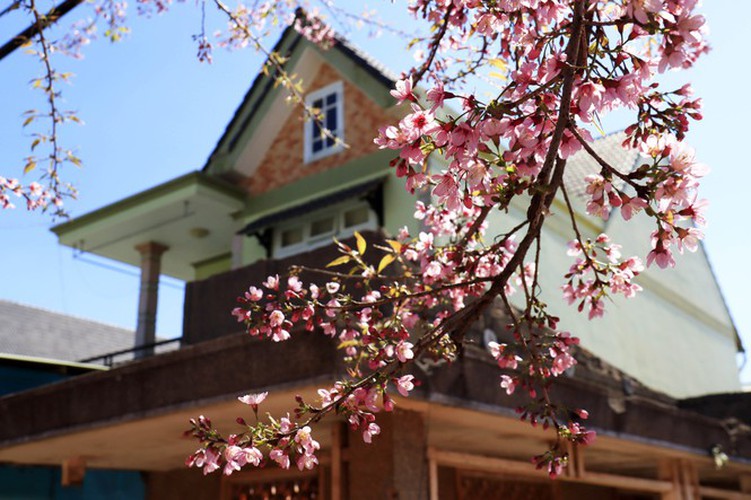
[326,255,351,268]
[354,231,366,255]
[24,160,36,174]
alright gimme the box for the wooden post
[741,475,751,494]
[428,451,439,500]
[331,422,344,500]
[680,459,700,500]
[134,241,168,358]
[61,456,86,486]
[564,442,585,479]
[659,458,701,500]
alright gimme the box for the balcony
[182,230,384,345]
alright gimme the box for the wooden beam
[699,486,751,500]
[428,448,547,479]
[567,470,673,493]
[428,448,674,493]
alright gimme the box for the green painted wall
[0,466,144,500]
[0,361,145,500]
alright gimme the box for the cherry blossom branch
[411,4,453,84]
[212,1,346,149]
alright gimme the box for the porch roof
[51,172,245,281]
[0,328,748,473]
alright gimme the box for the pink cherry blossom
[237,392,268,407]
[395,375,415,397]
[390,77,415,104]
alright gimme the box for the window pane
[326,108,337,133]
[312,139,323,153]
[312,98,323,110]
[312,120,322,140]
[280,227,304,247]
[344,206,370,227]
[310,216,335,237]
[325,93,337,106]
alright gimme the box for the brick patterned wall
[243,64,394,195]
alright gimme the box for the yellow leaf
[24,160,36,174]
[22,116,34,127]
[386,239,402,253]
[378,254,395,274]
[354,231,366,255]
[489,72,508,81]
[326,255,351,268]
[31,138,41,151]
[489,58,507,71]
[337,340,360,350]
[592,112,606,137]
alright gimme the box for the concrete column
[134,241,168,358]
[231,233,244,270]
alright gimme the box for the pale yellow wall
[193,254,232,281]
[483,198,740,398]
[383,176,421,238]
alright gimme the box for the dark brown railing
[182,231,384,345]
[78,338,181,367]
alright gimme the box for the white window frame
[273,201,377,258]
[304,81,345,164]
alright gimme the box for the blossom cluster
[563,235,644,319]
[0,178,63,212]
[187,0,710,478]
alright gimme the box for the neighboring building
[0,26,749,499]
[0,300,136,363]
[0,302,146,498]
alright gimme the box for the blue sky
[1,1,749,384]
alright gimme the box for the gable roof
[0,300,135,363]
[202,24,397,178]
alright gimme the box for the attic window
[304,81,344,163]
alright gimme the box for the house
[0,24,749,499]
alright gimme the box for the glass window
[304,81,344,163]
[310,216,335,237]
[280,226,304,247]
[344,206,370,228]
[273,202,376,258]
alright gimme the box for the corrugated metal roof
[564,131,642,198]
[0,300,135,362]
